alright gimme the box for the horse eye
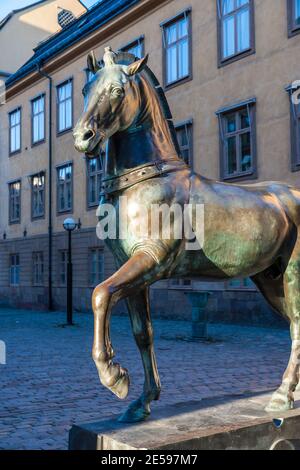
[112,88,123,97]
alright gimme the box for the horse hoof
[265,391,294,413]
[118,399,150,423]
[109,370,130,400]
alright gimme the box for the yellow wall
[1,0,300,243]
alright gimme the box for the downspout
[37,64,53,311]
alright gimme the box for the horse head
[73,47,148,156]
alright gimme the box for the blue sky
[0,0,98,20]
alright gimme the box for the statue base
[69,391,300,450]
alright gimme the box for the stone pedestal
[69,390,300,450]
[185,292,210,340]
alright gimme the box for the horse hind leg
[253,250,300,413]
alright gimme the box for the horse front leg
[91,251,159,402]
[118,288,161,423]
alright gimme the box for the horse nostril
[83,130,95,141]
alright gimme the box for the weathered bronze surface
[74,49,300,423]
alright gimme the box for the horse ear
[87,51,100,74]
[126,54,149,76]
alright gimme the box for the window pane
[236,0,249,7]
[166,23,177,45]
[222,0,234,15]
[240,109,250,129]
[59,102,65,131]
[65,82,72,99]
[59,185,65,210]
[178,38,189,78]
[11,127,15,152]
[178,17,188,38]
[223,15,235,58]
[16,125,20,150]
[89,159,97,173]
[11,112,16,126]
[39,113,44,140]
[15,110,20,125]
[227,136,237,175]
[176,125,191,165]
[65,98,72,129]
[10,110,21,152]
[226,113,236,133]
[58,82,72,131]
[237,8,250,52]
[59,86,66,102]
[167,45,177,83]
[66,182,71,209]
[179,128,187,146]
[240,132,252,172]
[125,41,143,59]
[295,0,300,24]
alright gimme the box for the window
[58,8,75,28]
[31,95,45,145]
[175,120,193,166]
[169,279,192,288]
[217,99,256,180]
[57,79,73,133]
[9,181,21,223]
[32,252,44,286]
[9,108,21,154]
[31,173,45,219]
[217,0,255,66]
[10,254,20,286]
[288,0,300,36]
[120,36,145,58]
[161,9,192,87]
[227,278,256,290]
[59,251,68,286]
[287,83,300,170]
[87,157,103,207]
[90,249,104,286]
[57,163,72,213]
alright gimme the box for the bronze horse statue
[74,48,300,423]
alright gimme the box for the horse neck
[104,75,180,178]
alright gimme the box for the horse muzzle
[73,127,102,154]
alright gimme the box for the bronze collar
[100,159,189,197]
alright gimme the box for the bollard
[185,292,211,340]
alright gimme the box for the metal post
[67,229,73,325]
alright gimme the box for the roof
[0,0,49,31]
[0,71,11,77]
[6,0,141,88]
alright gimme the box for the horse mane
[114,51,182,158]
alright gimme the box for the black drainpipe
[37,64,53,311]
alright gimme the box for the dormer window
[58,8,75,29]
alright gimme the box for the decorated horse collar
[99,159,189,197]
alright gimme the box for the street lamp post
[63,218,80,326]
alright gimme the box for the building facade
[1,0,300,326]
[0,0,86,76]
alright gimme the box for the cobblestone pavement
[0,308,292,450]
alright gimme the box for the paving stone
[0,307,291,450]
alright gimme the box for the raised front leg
[92,251,160,402]
[118,288,161,423]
